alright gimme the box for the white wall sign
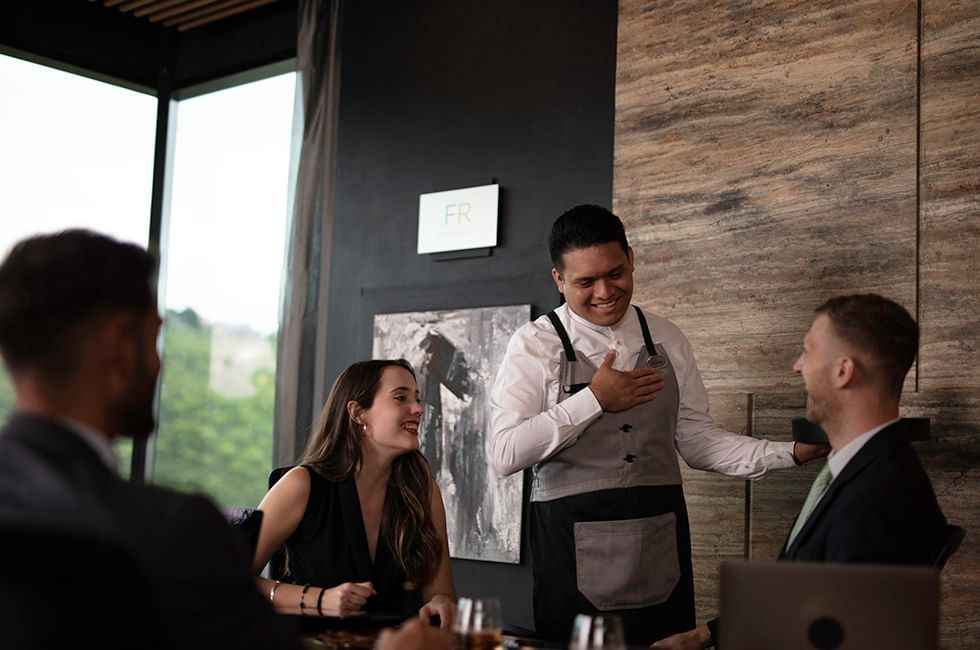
[417,183,499,254]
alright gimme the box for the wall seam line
[915,0,923,393]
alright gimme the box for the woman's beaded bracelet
[299,583,311,616]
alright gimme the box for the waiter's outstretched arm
[669,335,796,479]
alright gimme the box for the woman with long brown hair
[252,359,455,626]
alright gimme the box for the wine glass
[453,597,503,650]
[568,614,626,650]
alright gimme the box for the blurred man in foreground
[0,230,301,650]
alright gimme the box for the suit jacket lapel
[781,421,906,558]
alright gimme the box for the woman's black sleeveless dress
[283,466,422,618]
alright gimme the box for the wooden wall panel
[747,393,810,560]
[616,0,980,644]
[615,0,918,393]
[901,393,980,645]
[679,393,750,622]
[918,0,980,390]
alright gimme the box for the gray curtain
[274,0,343,467]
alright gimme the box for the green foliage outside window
[153,308,275,509]
[0,369,13,422]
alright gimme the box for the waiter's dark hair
[815,294,918,397]
[301,359,441,585]
[0,229,156,377]
[549,204,629,271]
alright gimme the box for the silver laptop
[720,560,939,650]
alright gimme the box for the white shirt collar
[562,302,639,335]
[826,417,900,479]
[57,418,119,474]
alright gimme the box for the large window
[0,54,156,473]
[152,72,296,509]
[0,55,296,507]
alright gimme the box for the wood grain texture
[615,0,918,393]
[901,393,980,646]
[678,392,750,622]
[614,0,980,643]
[747,392,810,560]
[918,0,980,390]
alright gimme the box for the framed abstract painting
[373,304,529,563]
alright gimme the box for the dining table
[282,613,653,649]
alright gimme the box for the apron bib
[529,306,696,644]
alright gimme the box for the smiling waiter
[488,205,825,645]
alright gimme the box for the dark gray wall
[324,0,618,629]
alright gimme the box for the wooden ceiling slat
[177,0,275,30]
[118,0,161,12]
[148,0,221,22]
[101,0,278,31]
[135,0,195,18]
[163,0,247,26]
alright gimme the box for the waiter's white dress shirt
[488,304,796,479]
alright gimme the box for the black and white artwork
[372,305,529,564]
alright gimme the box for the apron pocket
[574,513,680,610]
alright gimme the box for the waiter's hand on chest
[589,349,665,413]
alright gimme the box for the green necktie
[786,462,833,549]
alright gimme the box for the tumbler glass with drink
[568,613,626,650]
[453,597,503,650]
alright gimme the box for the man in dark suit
[0,230,301,650]
[654,294,947,649]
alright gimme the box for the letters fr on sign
[417,184,499,254]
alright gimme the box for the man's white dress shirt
[489,304,795,479]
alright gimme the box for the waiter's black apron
[529,306,695,645]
